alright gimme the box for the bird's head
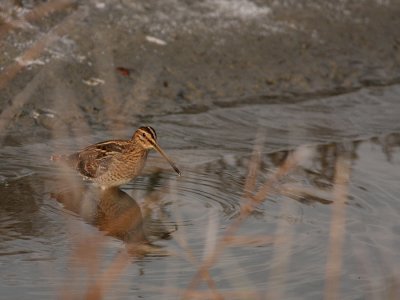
[133,126,181,176]
[134,126,158,150]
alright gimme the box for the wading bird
[51,126,180,189]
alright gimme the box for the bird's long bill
[153,142,181,176]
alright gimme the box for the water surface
[1,1,400,298]
[1,84,400,299]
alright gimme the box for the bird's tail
[50,154,67,162]
[50,153,80,169]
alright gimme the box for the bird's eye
[142,133,146,137]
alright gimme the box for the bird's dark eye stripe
[145,126,157,140]
[137,126,157,141]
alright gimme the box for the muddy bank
[0,0,400,142]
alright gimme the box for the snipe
[51,126,181,189]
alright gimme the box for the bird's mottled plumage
[52,126,180,189]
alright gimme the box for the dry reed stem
[84,251,131,300]
[265,200,295,300]
[0,0,75,38]
[352,245,381,300]
[182,146,307,299]
[92,31,122,132]
[324,156,351,300]
[119,60,162,119]
[0,3,87,90]
[59,228,104,300]
[170,183,223,300]
[0,67,46,144]
[59,221,132,299]
[223,235,276,247]
[242,142,262,199]
[50,80,92,143]
[163,238,224,300]
[146,285,263,300]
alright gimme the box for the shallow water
[0,84,400,299]
[1,1,400,298]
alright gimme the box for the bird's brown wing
[70,140,130,178]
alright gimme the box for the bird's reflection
[51,183,171,256]
[94,187,146,243]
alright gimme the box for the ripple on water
[1,99,400,299]
[134,132,400,298]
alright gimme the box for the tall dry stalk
[181,146,312,299]
[0,3,87,91]
[324,155,351,300]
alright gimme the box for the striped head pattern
[133,126,181,176]
[134,126,157,149]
